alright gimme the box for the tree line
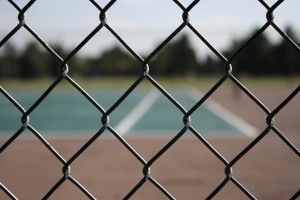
[0,27,299,78]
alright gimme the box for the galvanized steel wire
[0,0,299,199]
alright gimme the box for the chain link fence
[1,0,299,199]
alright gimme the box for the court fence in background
[0,0,299,199]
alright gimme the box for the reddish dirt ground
[1,87,299,199]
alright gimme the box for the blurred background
[1,0,300,79]
[1,1,300,199]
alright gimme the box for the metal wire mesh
[0,0,299,199]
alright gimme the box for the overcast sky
[1,0,299,58]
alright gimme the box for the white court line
[115,89,161,136]
[189,89,258,138]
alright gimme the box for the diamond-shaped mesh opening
[0,31,61,78]
[106,0,183,55]
[0,132,62,199]
[233,131,300,199]
[78,36,142,77]
[28,87,102,136]
[151,138,225,199]
[25,0,99,49]
[189,79,262,139]
[70,138,143,199]
[150,29,229,78]
[189,0,266,51]
[128,89,184,137]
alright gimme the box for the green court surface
[0,89,257,138]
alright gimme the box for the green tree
[90,46,137,75]
[201,55,223,74]
[0,42,19,77]
[270,27,300,75]
[152,34,199,75]
[224,29,274,75]
[44,44,66,77]
[19,42,47,78]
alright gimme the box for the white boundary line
[188,88,258,138]
[0,89,257,140]
[115,89,161,136]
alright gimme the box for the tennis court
[0,88,257,138]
